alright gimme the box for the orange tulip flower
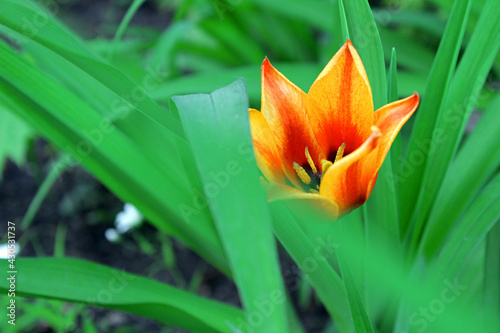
[249,40,419,219]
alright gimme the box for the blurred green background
[0,0,498,332]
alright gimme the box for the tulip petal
[319,127,381,214]
[307,40,374,160]
[249,109,286,184]
[373,93,420,169]
[260,58,321,186]
[266,182,340,220]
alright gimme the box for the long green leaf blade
[172,79,287,333]
[270,202,353,333]
[0,258,242,333]
[425,93,500,243]
[399,0,472,234]
[417,0,500,256]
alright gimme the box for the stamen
[293,162,311,185]
[334,142,346,163]
[321,159,333,175]
[305,147,317,174]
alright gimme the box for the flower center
[293,144,346,193]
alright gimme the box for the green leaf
[399,0,472,237]
[200,18,265,64]
[434,172,500,281]
[0,258,242,333]
[270,202,353,333]
[338,0,350,40]
[250,0,334,32]
[0,43,228,274]
[424,93,500,245]
[0,0,183,138]
[417,0,500,256]
[0,105,34,176]
[336,223,374,333]
[379,27,435,75]
[20,155,72,230]
[342,0,387,108]
[484,222,500,314]
[373,8,446,38]
[108,0,147,60]
[148,20,195,76]
[172,79,287,333]
[15,38,185,187]
[388,49,402,203]
[387,49,398,103]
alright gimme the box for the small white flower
[115,203,143,234]
[0,243,20,259]
[105,228,120,243]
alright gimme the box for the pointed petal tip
[407,92,420,107]
[261,57,271,71]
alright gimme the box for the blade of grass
[108,0,146,60]
[53,222,67,258]
[172,79,287,333]
[0,258,243,333]
[20,154,73,230]
[399,0,472,236]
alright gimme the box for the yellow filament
[334,142,346,163]
[293,162,311,185]
[321,159,333,174]
[305,147,317,174]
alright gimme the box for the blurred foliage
[0,0,498,332]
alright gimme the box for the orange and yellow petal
[266,182,339,221]
[319,127,382,214]
[249,109,286,184]
[306,40,374,160]
[373,93,420,168]
[260,58,321,185]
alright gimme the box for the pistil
[293,143,347,192]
